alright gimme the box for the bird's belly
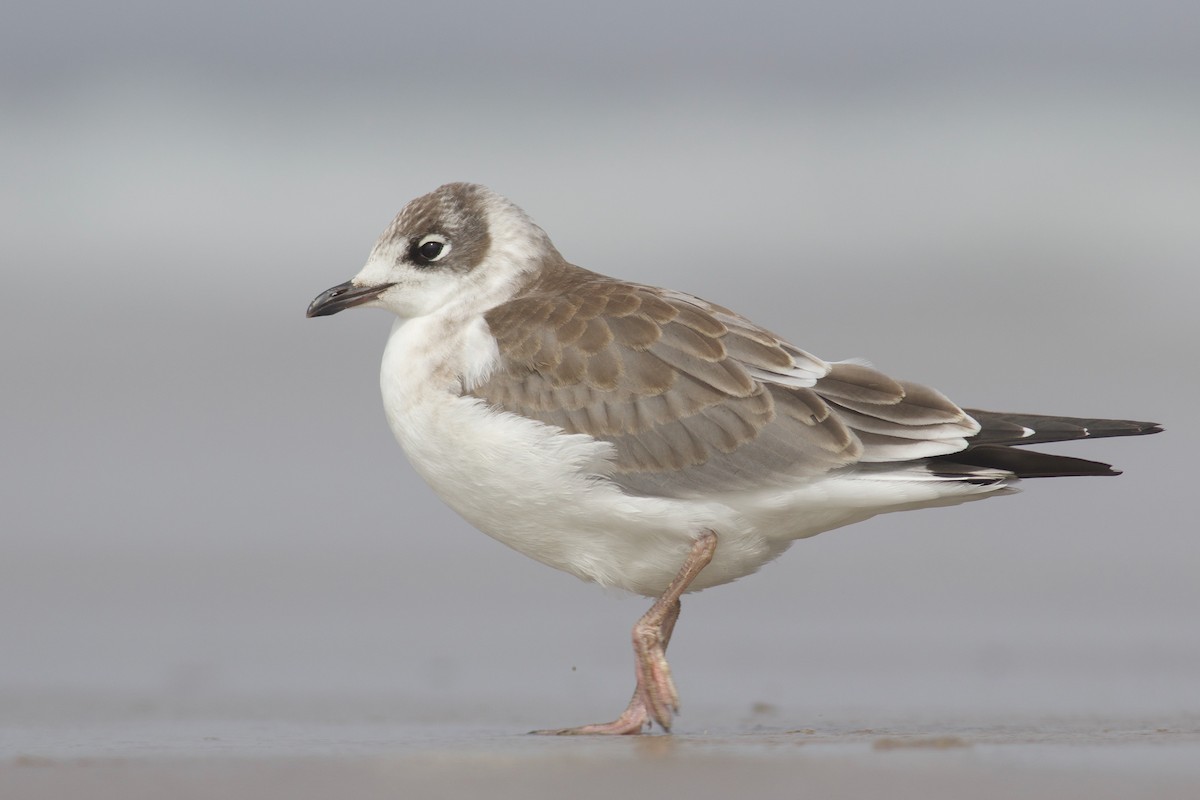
[380,380,781,595]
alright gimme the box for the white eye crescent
[416,234,450,263]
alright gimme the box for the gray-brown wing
[471,268,978,497]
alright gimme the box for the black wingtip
[965,410,1165,447]
[1086,418,1163,438]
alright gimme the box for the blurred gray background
[2,0,1197,738]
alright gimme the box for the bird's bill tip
[306,280,392,318]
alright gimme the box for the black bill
[306,280,393,317]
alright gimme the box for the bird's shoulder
[481,263,818,395]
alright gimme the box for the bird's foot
[530,532,716,737]
[530,695,650,735]
[530,617,678,735]
[632,616,679,730]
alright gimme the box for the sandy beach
[4,689,1200,799]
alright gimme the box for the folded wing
[470,265,983,497]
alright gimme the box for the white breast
[376,315,782,596]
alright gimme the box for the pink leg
[533,530,718,735]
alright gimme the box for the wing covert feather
[471,265,979,495]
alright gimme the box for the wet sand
[3,693,1198,800]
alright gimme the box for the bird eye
[414,234,450,264]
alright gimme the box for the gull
[307,182,1161,735]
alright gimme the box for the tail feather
[928,410,1163,479]
[932,445,1120,478]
